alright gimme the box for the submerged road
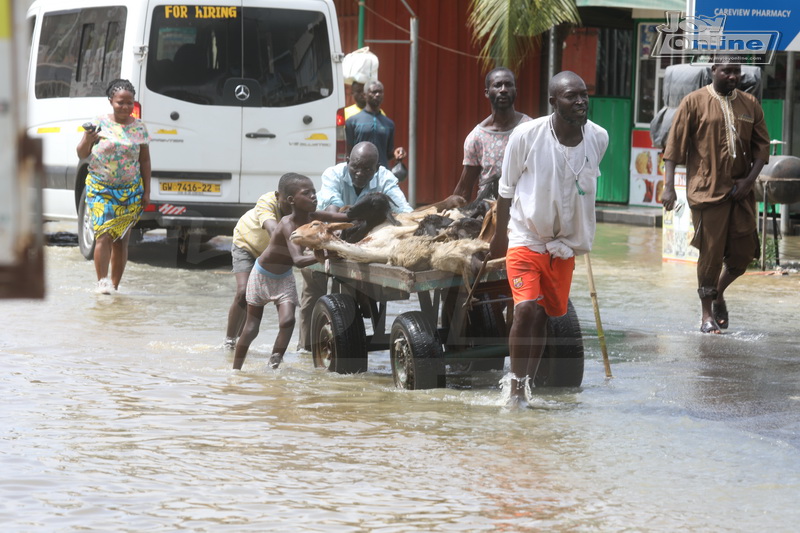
[1,222,799,531]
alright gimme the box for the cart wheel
[390,311,446,390]
[442,291,507,372]
[311,294,368,374]
[465,293,507,371]
[534,299,584,387]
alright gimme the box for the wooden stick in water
[584,253,612,378]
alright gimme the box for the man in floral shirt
[453,67,532,201]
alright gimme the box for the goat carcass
[430,238,490,279]
[477,200,497,242]
[413,214,454,237]
[388,235,437,270]
[444,217,483,240]
[291,193,497,278]
[290,220,417,264]
[340,192,400,243]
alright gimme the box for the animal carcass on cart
[305,260,585,390]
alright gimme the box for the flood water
[2,223,800,532]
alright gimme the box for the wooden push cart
[307,260,585,390]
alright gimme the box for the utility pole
[360,0,419,206]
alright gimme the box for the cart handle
[462,253,493,310]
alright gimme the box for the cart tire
[441,290,506,373]
[311,294,368,374]
[466,293,507,371]
[390,312,446,390]
[77,188,95,260]
[534,299,584,387]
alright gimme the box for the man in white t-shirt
[490,71,609,407]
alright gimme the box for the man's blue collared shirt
[317,162,413,213]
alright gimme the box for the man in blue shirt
[345,80,406,169]
[317,142,413,213]
[297,142,413,351]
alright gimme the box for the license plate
[160,181,221,195]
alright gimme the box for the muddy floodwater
[2,223,800,532]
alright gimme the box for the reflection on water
[2,224,800,531]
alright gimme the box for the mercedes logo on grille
[234,84,250,101]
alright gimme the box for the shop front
[569,2,685,206]
[573,1,795,215]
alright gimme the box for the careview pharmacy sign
[694,0,798,52]
[651,1,795,65]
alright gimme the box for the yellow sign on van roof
[163,6,238,19]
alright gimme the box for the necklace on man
[549,114,588,195]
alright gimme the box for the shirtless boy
[232,174,324,370]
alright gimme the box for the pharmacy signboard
[694,0,799,52]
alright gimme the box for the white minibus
[27,0,346,259]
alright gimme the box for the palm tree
[468,0,580,70]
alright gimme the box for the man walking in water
[490,71,608,407]
[662,61,769,334]
[453,67,532,201]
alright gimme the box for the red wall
[562,28,599,95]
[334,0,543,205]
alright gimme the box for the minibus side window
[76,23,95,82]
[34,7,127,100]
[102,21,123,83]
[35,11,80,98]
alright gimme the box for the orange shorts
[505,246,575,317]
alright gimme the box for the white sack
[343,47,379,85]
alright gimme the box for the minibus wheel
[77,188,96,260]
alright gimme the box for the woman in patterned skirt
[77,79,151,294]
